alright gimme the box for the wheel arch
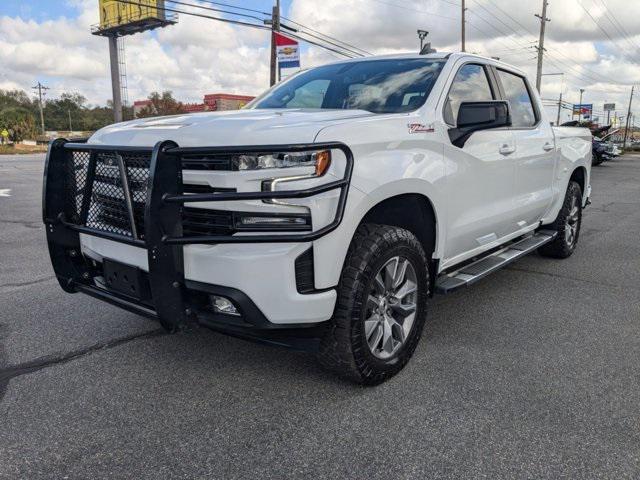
[312,178,444,291]
[570,165,587,196]
[359,193,438,259]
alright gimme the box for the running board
[434,230,557,294]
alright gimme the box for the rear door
[494,68,556,227]
[441,62,519,262]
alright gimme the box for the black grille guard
[42,138,353,331]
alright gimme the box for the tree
[137,91,185,118]
[0,107,37,142]
[0,89,37,113]
[43,92,88,131]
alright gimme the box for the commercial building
[134,93,255,117]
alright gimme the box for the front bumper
[42,138,352,339]
[80,234,337,324]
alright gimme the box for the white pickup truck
[43,52,591,384]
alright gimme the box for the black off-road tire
[317,224,429,385]
[538,181,583,259]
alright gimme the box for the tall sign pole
[269,0,281,86]
[108,35,123,123]
[535,0,550,93]
[93,1,176,123]
[461,0,466,52]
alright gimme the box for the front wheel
[538,181,583,258]
[318,224,429,385]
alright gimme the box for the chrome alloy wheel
[364,256,418,359]
[565,195,580,247]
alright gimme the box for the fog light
[240,216,307,226]
[210,295,240,316]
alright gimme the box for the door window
[444,64,494,125]
[282,79,330,108]
[496,69,537,127]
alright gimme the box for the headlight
[232,150,331,176]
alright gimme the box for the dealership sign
[573,104,593,119]
[275,32,300,69]
[604,103,616,111]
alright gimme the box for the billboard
[96,0,173,35]
[275,32,300,69]
[573,104,593,120]
[604,103,616,111]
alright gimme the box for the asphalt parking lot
[1,153,639,479]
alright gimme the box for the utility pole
[461,0,466,52]
[108,35,123,123]
[535,0,550,93]
[32,81,49,135]
[541,72,564,125]
[269,0,281,86]
[68,109,73,132]
[622,85,634,148]
[577,88,585,121]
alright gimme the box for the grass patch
[0,144,48,155]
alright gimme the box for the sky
[2,0,640,125]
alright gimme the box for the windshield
[250,58,446,114]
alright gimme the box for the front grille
[63,148,309,242]
[65,150,151,239]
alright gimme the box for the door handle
[499,144,516,155]
[543,142,554,151]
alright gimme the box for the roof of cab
[320,51,526,76]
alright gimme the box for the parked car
[43,53,592,384]
[591,125,614,166]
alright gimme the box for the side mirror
[448,101,511,148]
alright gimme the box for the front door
[440,62,519,263]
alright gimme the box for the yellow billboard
[99,0,166,30]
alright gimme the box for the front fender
[312,178,446,290]
[311,115,447,289]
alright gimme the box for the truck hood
[89,108,376,147]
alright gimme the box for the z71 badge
[408,123,434,133]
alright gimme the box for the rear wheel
[539,181,583,258]
[318,224,429,385]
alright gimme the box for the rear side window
[496,69,537,127]
[444,64,494,125]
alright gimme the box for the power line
[368,0,459,21]
[279,16,372,56]
[115,0,357,59]
[115,0,271,32]
[280,23,366,57]
[165,0,268,23]
[469,0,620,85]
[590,0,640,58]
[189,0,271,16]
